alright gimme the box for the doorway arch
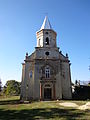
[44,84,52,100]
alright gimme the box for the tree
[2,80,21,96]
[0,78,2,95]
[75,80,80,86]
[88,81,90,86]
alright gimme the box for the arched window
[45,37,49,45]
[45,67,50,78]
[29,71,32,78]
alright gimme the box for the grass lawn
[0,96,90,120]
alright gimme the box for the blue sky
[0,0,90,85]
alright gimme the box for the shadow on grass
[0,99,20,105]
[0,108,85,120]
[0,99,87,120]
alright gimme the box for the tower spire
[40,16,52,30]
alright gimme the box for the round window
[45,51,49,56]
[45,32,48,34]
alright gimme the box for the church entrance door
[44,88,52,100]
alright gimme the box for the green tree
[0,78,2,95]
[3,80,21,96]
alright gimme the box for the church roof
[40,16,52,30]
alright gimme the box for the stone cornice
[24,58,70,63]
[40,79,56,83]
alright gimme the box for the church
[20,16,72,100]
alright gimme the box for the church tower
[36,16,57,48]
[20,16,72,101]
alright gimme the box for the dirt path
[59,102,90,110]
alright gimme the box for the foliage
[0,78,2,95]
[2,80,21,96]
[75,80,80,85]
[73,85,90,100]
[88,82,90,86]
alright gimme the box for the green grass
[0,96,90,120]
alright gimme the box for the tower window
[45,67,50,78]
[45,51,49,56]
[45,37,49,45]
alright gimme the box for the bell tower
[36,16,57,48]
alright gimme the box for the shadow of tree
[0,108,85,120]
[0,99,20,105]
[0,99,87,120]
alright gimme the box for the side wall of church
[21,61,35,100]
[61,62,72,99]
[27,62,35,100]
[33,60,41,100]
[20,64,25,100]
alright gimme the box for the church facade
[20,16,72,100]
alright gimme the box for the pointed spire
[40,16,52,30]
